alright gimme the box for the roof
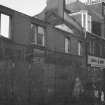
[66,1,104,22]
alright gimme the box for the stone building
[0,4,87,105]
[65,0,105,103]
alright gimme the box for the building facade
[0,4,87,105]
[1,0,105,104]
[66,0,105,103]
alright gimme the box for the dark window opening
[92,21,101,36]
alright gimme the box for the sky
[0,0,97,16]
[0,0,47,16]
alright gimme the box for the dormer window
[81,11,92,33]
[70,10,92,33]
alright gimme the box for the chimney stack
[46,0,64,18]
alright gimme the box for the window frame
[78,41,82,56]
[65,37,71,53]
[0,12,11,39]
[87,15,92,32]
[31,24,45,46]
[37,26,45,46]
[102,46,105,58]
[89,39,95,56]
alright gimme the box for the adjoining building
[65,0,105,103]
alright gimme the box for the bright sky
[0,0,47,16]
[0,0,95,16]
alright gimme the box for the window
[92,21,101,36]
[88,15,92,32]
[102,45,105,58]
[99,44,103,57]
[89,40,95,56]
[81,11,92,33]
[95,43,100,57]
[0,13,11,38]
[82,12,86,29]
[37,26,45,46]
[65,37,71,53]
[31,24,45,46]
[78,41,82,56]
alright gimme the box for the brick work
[0,49,87,105]
[0,5,87,105]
